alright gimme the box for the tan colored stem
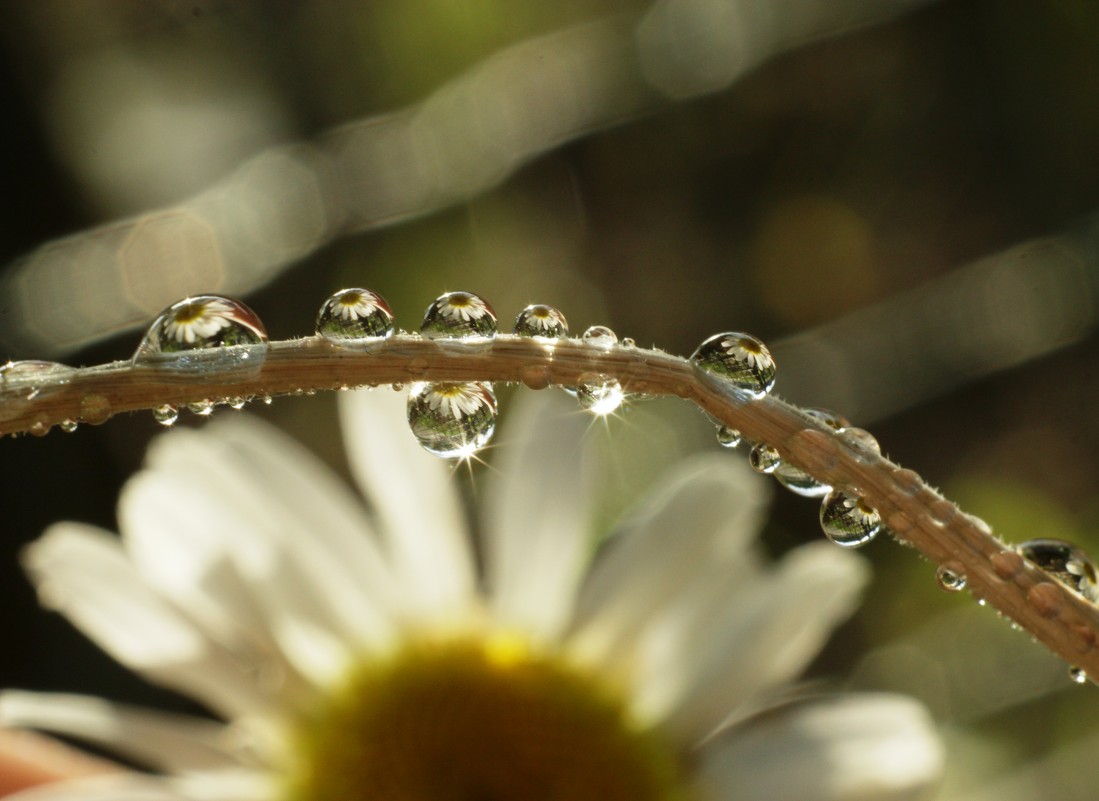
[3,334,1098,678]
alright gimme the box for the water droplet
[153,404,179,426]
[261,394,273,405]
[749,443,781,474]
[774,462,831,498]
[188,399,215,416]
[621,337,637,348]
[841,427,881,458]
[407,381,497,459]
[0,361,75,421]
[59,419,78,433]
[133,295,268,377]
[1018,539,1099,602]
[513,304,568,340]
[820,490,881,548]
[576,374,624,415]
[228,396,247,410]
[690,332,776,399]
[421,291,497,344]
[803,407,850,431]
[716,426,742,448]
[78,393,112,425]
[936,563,967,592]
[28,414,50,437]
[581,325,618,349]
[316,288,395,346]
[1069,666,1088,684]
[520,364,552,390]
[391,382,405,392]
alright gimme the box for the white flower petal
[568,454,769,670]
[338,387,476,622]
[0,692,239,773]
[22,525,270,721]
[635,541,870,741]
[482,391,600,642]
[695,695,943,801]
[1,771,186,801]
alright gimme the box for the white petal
[338,387,476,622]
[695,695,943,801]
[482,391,600,642]
[2,774,186,801]
[0,692,239,773]
[634,541,870,741]
[568,454,768,670]
[131,419,402,681]
[23,525,270,721]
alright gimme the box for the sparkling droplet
[513,304,568,340]
[1017,539,1099,602]
[820,490,881,548]
[690,332,776,399]
[749,443,781,474]
[153,404,179,426]
[407,381,497,459]
[59,419,78,433]
[716,426,742,449]
[581,325,618,349]
[316,288,395,346]
[188,399,215,416]
[576,375,624,416]
[421,291,497,344]
[1069,666,1088,685]
[936,563,967,592]
[133,295,268,377]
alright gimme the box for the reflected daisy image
[421,291,498,341]
[143,296,268,353]
[0,390,942,801]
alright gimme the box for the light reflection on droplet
[153,404,179,426]
[421,291,497,344]
[513,304,568,340]
[133,295,268,377]
[316,288,395,346]
[690,332,776,399]
[820,490,881,548]
[407,381,497,459]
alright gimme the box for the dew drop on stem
[513,304,568,340]
[421,291,497,344]
[820,490,881,548]
[407,381,498,459]
[316,288,395,346]
[690,332,776,399]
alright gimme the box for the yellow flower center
[284,638,693,801]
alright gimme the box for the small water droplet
[78,393,112,425]
[690,332,776,399]
[407,357,429,377]
[133,296,268,377]
[391,382,405,392]
[820,490,881,548]
[59,419,78,433]
[803,407,850,430]
[581,325,618,349]
[576,374,624,415]
[841,427,881,458]
[1069,666,1088,684]
[513,304,568,339]
[421,291,497,344]
[1018,539,1099,602]
[936,563,967,592]
[228,396,247,410]
[749,443,781,474]
[188,399,215,416]
[316,288,395,346]
[261,394,273,405]
[153,404,179,426]
[716,426,742,449]
[28,414,50,437]
[520,364,552,390]
[407,381,498,459]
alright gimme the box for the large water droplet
[407,381,497,459]
[316,288,395,346]
[936,563,967,592]
[690,332,776,399]
[716,426,742,449]
[749,443,781,474]
[575,374,624,416]
[513,304,568,340]
[1017,539,1099,602]
[153,404,179,426]
[421,291,497,344]
[820,490,881,548]
[581,325,618,350]
[133,296,268,377]
[774,462,831,498]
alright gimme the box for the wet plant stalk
[4,334,1099,679]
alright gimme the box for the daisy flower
[0,389,942,801]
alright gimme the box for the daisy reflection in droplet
[0,390,942,801]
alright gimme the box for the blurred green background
[2,1,1099,798]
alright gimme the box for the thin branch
[2,334,1097,679]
